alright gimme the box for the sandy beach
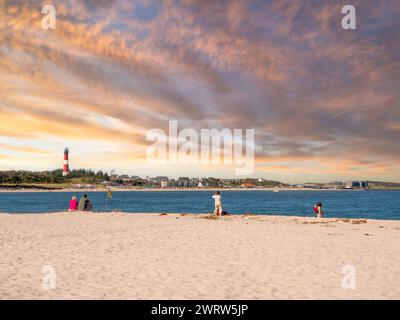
[1,212,399,300]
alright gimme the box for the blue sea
[0,190,399,220]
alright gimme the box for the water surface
[1,190,399,220]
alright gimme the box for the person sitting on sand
[78,194,93,212]
[212,191,222,216]
[313,202,324,218]
[68,196,78,212]
[85,198,93,212]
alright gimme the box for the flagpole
[105,189,112,212]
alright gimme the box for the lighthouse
[63,148,70,176]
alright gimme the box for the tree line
[0,169,110,184]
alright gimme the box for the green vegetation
[0,169,109,185]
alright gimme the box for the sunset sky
[0,0,399,183]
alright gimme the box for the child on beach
[313,202,324,218]
[212,191,222,216]
[69,196,78,212]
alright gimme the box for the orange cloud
[0,0,399,181]
[0,144,49,154]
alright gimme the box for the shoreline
[0,187,379,193]
[2,211,400,222]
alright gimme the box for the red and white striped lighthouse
[63,148,70,176]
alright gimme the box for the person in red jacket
[313,202,324,218]
[69,196,78,212]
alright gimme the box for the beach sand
[0,212,399,299]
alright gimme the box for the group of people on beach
[211,191,325,218]
[68,194,93,212]
[68,191,324,218]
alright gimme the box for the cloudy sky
[0,0,399,183]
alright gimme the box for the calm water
[0,190,399,220]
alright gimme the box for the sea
[0,190,399,220]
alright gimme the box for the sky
[0,0,399,183]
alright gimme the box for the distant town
[1,148,399,191]
[1,169,400,191]
[103,174,372,190]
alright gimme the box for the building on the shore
[303,183,321,189]
[345,181,368,189]
[177,177,191,188]
[168,179,177,187]
[160,180,168,188]
[153,176,169,182]
[190,178,200,187]
[201,177,221,187]
[241,182,256,188]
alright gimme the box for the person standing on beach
[212,191,222,216]
[313,202,324,218]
